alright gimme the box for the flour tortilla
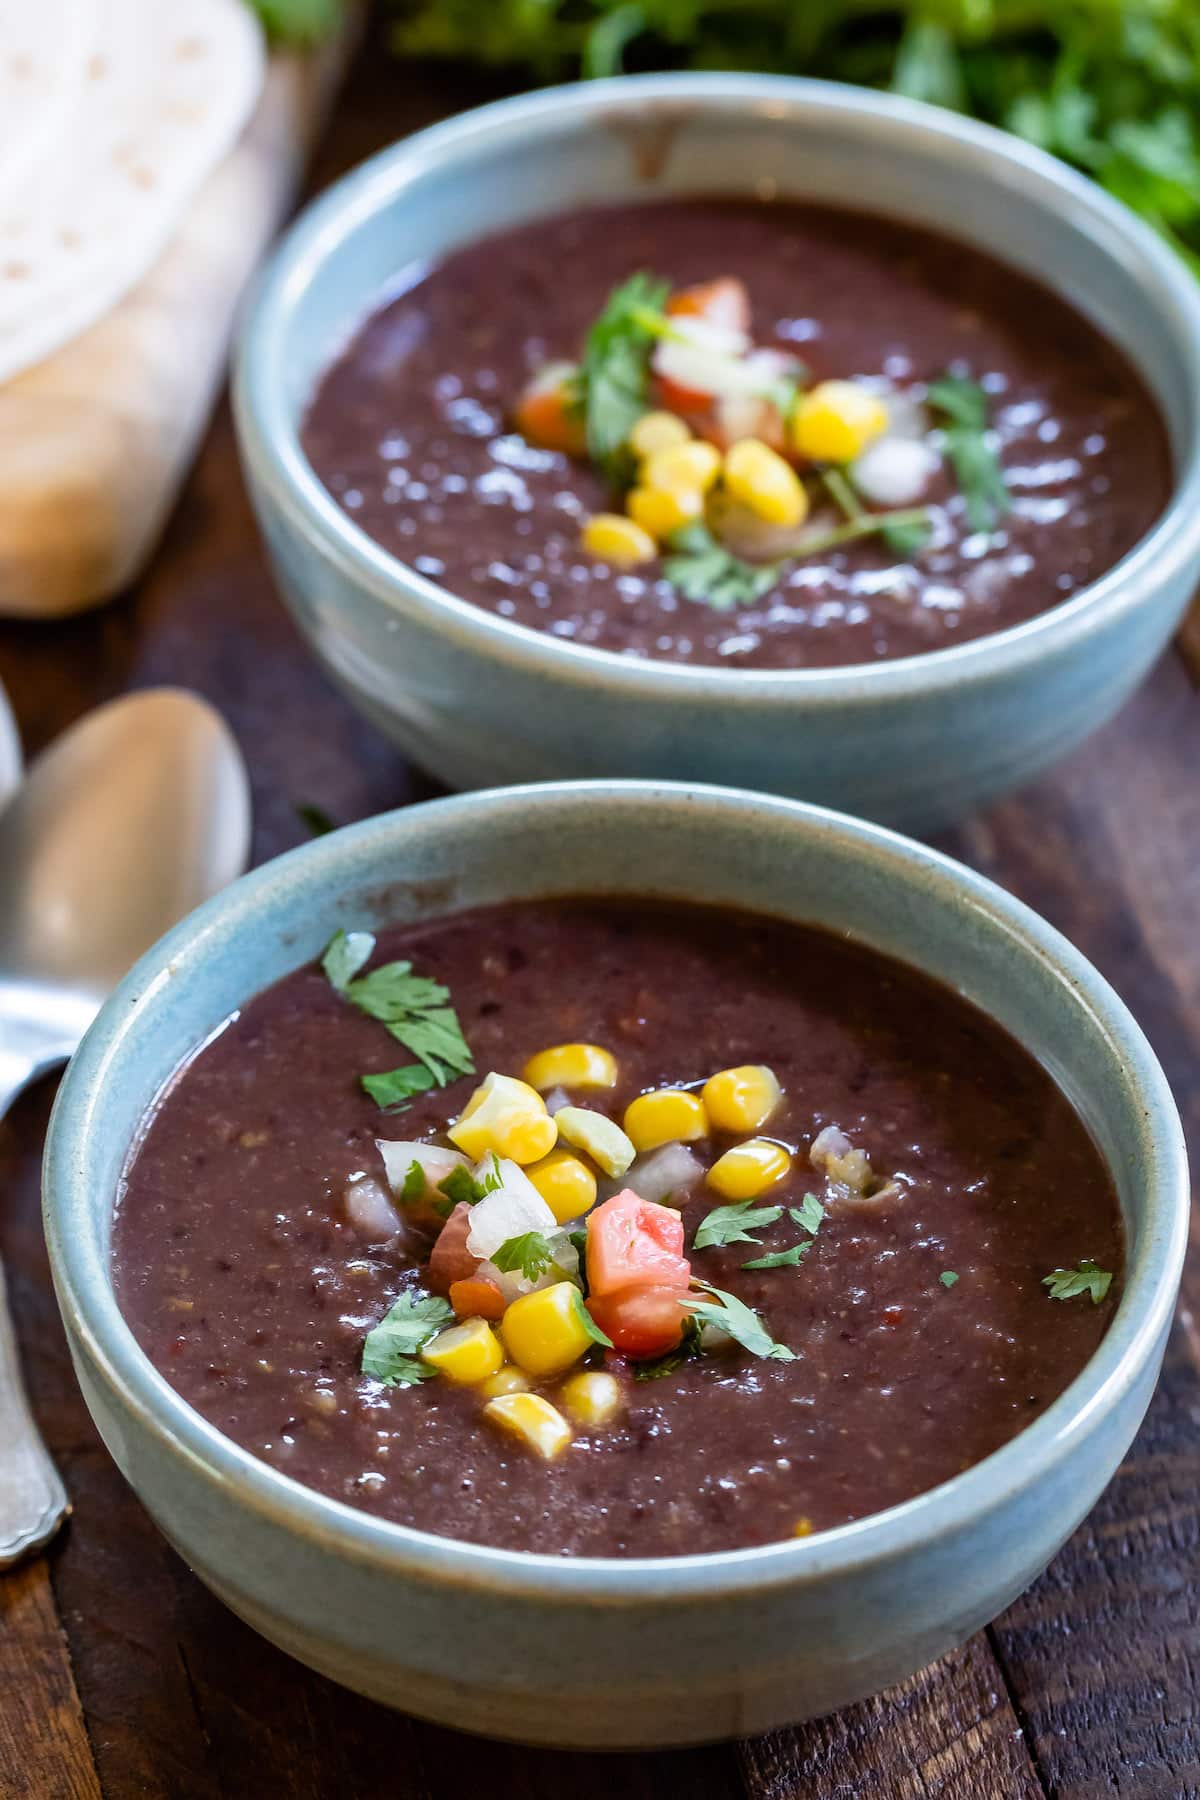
[0,0,264,384]
[0,0,97,216]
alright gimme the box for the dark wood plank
[0,1555,100,1800]
[739,1637,1040,1800]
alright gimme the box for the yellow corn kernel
[627,483,704,543]
[793,1516,814,1538]
[522,1043,619,1093]
[623,1088,708,1153]
[420,1317,505,1385]
[500,1281,598,1378]
[561,1370,623,1429]
[707,1137,793,1200]
[722,439,808,528]
[581,513,657,567]
[643,440,722,495]
[555,1105,636,1178]
[629,410,692,459]
[479,1365,531,1400]
[526,1149,599,1225]
[790,380,889,465]
[447,1071,557,1165]
[702,1064,783,1134]
[483,1391,573,1461]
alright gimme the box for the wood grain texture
[0,1555,100,1800]
[0,28,1196,1800]
[0,22,357,620]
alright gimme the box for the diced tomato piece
[449,1276,506,1321]
[426,1202,480,1296]
[666,277,751,337]
[651,371,717,420]
[514,366,586,457]
[587,1285,689,1358]
[586,1191,690,1299]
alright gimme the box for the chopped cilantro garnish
[361,1288,453,1387]
[573,1289,613,1349]
[939,1270,959,1288]
[684,1284,795,1362]
[664,522,782,612]
[321,929,474,1113]
[438,1155,503,1210]
[791,1193,825,1237]
[633,1315,704,1381]
[400,1159,426,1206]
[742,1242,810,1270]
[1042,1261,1112,1304]
[492,1231,555,1282]
[927,373,1011,533]
[693,1198,784,1251]
[295,800,336,837]
[578,272,671,478]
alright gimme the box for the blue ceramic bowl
[235,74,1200,834]
[44,781,1187,1747]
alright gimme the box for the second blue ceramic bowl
[235,75,1200,833]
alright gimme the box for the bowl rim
[235,70,1200,704]
[45,779,1189,1602]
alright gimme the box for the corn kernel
[526,1149,599,1225]
[420,1317,505,1385]
[561,1370,623,1429]
[581,513,657,567]
[793,1516,814,1538]
[629,410,692,458]
[707,1137,793,1200]
[483,1391,573,1461]
[790,381,889,465]
[479,1365,531,1400]
[500,1281,598,1378]
[522,1043,619,1093]
[722,439,808,528]
[627,483,704,543]
[643,440,722,495]
[555,1106,636,1178]
[702,1064,782,1134]
[623,1089,708,1154]
[448,1072,557,1165]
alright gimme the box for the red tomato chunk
[586,1192,691,1298]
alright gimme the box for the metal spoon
[0,689,251,1565]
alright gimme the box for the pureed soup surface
[114,900,1123,1558]
[302,198,1171,670]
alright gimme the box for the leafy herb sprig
[685,1284,795,1361]
[492,1231,556,1282]
[361,1288,453,1387]
[578,272,671,479]
[693,1198,785,1251]
[322,929,474,1112]
[927,374,1011,533]
[1043,1261,1113,1304]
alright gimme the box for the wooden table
[2,34,1199,1800]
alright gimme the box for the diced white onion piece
[376,1139,468,1198]
[810,1125,852,1169]
[343,1175,401,1241]
[625,1142,705,1205]
[466,1180,557,1261]
[543,1087,571,1117]
[852,436,940,508]
[476,1231,581,1303]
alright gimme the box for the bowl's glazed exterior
[44,782,1187,1747]
[235,75,1200,834]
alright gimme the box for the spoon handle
[0,1254,68,1567]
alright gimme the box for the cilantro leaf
[791,1193,825,1237]
[693,1199,784,1251]
[664,522,782,612]
[633,1315,704,1381]
[579,272,671,477]
[400,1160,426,1206]
[927,374,1011,533]
[742,1242,809,1270]
[492,1231,555,1282]
[361,1065,436,1110]
[322,927,375,992]
[361,1288,454,1386]
[1042,1261,1112,1305]
[437,1157,503,1210]
[939,1271,959,1288]
[684,1284,795,1361]
[572,1289,613,1349]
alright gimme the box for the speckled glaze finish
[234,76,1200,833]
[44,782,1188,1748]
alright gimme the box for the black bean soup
[303,198,1170,669]
[114,899,1122,1558]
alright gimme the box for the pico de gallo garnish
[513,271,1011,609]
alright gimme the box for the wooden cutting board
[0,22,357,621]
